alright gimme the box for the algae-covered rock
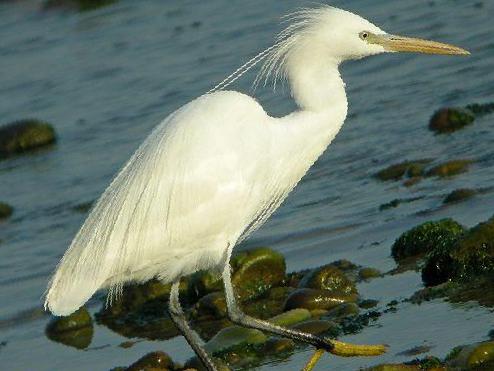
[422,216,494,286]
[184,356,230,371]
[325,302,360,320]
[446,341,494,370]
[96,279,181,340]
[44,0,118,11]
[298,264,357,296]
[187,270,223,304]
[359,299,379,309]
[365,364,421,370]
[284,288,357,311]
[429,107,475,134]
[425,160,472,178]
[268,308,311,327]
[0,202,13,220]
[0,119,56,158]
[443,188,477,204]
[231,247,286,302]
[45,307,93,349]
[375,159,432,181]
[379,197,423,211]
[205,325,267,355]
[391,219,465,261]
[191,292,227,320]
[126,351,174,371]
[291,319,339,336]
[359,267,382,281]
[465,102,494,116]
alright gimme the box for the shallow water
[0,0,493,370]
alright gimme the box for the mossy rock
[191,292,227,320]
[465,102,494,116]
[187,270,223,303]
[0,202,13,220]
[429,107,475,134]
[366,364,421,371]
[358,267,382,281]
[425,160,472,178]
[447,341,494,370]
[268,308,311,327]
[379,197,423,211]
[391,219,465,261]
[291,319,339,336]
[184,356,230,371]
[43,0,118,11]
[298,264,357,296]
[126,351,174,371]
[0,119,56,158]
[375,159,432,181]
[100,279,172,317]
[422,215,494,286]
[205,325,267,355]
[231,247,286,302]
[45,307,93,349]
[284,288,357,311]
[96,279,182,340]
[443,188,477,204]
[325,302,360,320]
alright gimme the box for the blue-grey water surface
[1,0,493,370]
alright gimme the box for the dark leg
[168,280,218,371]
[221,247,387,357]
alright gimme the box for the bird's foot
[315,336,387,357]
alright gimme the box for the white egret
[45,6,468,370]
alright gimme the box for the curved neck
[287,57,347,113]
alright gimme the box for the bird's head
[255,6,469,87]
[318,7,469,61]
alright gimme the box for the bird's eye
[359,31,370,40]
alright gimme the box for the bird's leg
[168,280,219,371]
[222,248,387,357]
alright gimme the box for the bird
[45,6,468,371]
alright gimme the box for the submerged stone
[375,159,432,181]
[0,202,13,220]
[425,159,472,178]
[284,288,357,311]
[298,264,357,296]
[96,280,181,340]
[325,302,360,320]
[43,0,118,12]
[291,319,339,336]
[126,351,174,371]
[366,364,421,370]
[443,188,477,204]
[187,270,223,303]
[447,341,494,370]
[422,215,494,286]
[205,325,267,355]
[191,292,227,320]
[269,308,311,327]
[231,247,286,302]
[358,267,382,281]
[184,356,230,371]
[45,307,93,349]
[391,219,465,261]
[0,119,56,158]
[465,102,494,116]
[429,107,475,134]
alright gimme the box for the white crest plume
[208,6,332,93]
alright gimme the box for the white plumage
[45,6,468,320]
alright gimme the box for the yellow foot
[330,340,388,357]
[302,341,387,371]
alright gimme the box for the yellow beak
[372,34,470,55]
